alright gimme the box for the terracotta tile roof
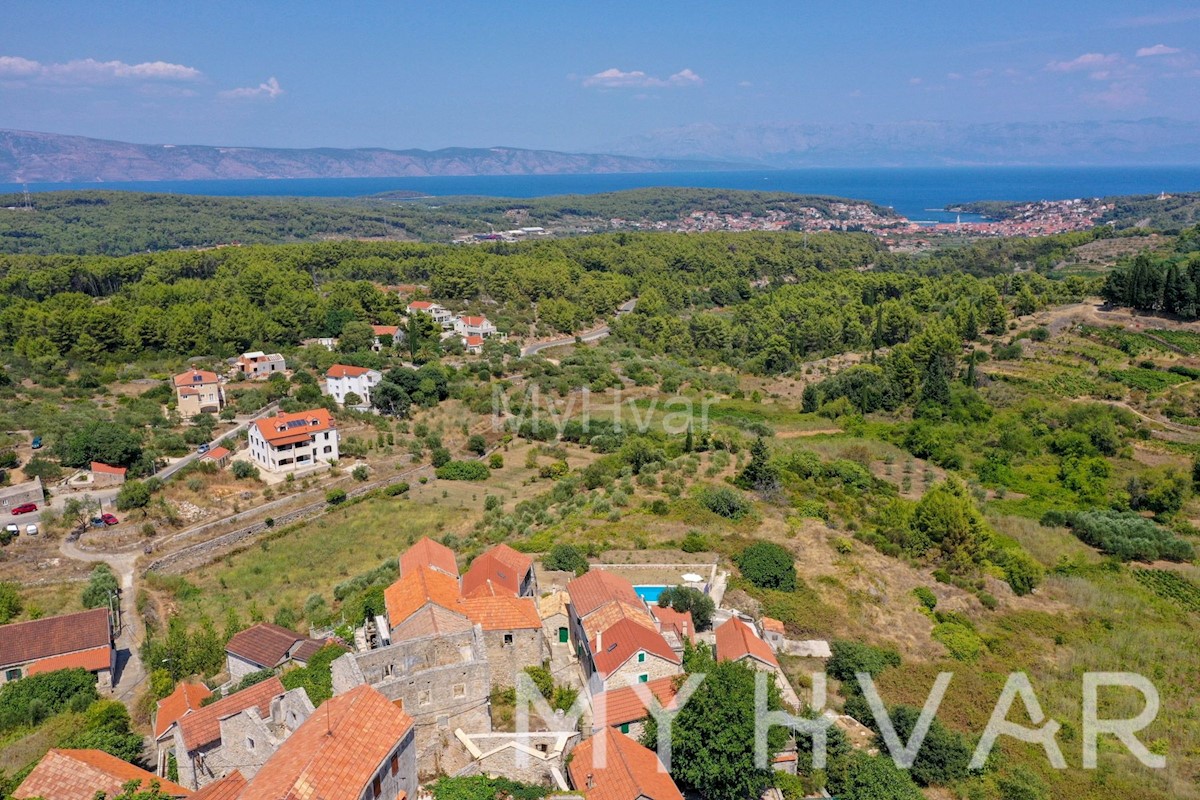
[399,536,459,578]
[14,748,191,800]
[459,595,541,631]
[177,676,285,752]
[407,300,434,310]
[371,325,400,337]
[156,681,213,739]
[203,446,231,461]
[173,370,219,387]
[190,770,246,800]
[538,590,570,620]
[384,565,462,629]
[0,608,111,670]
[327,364,376,379]
[465,335,485,347]
[458,315,489,326]
[292,639,327,664]
[650,605,695,644]
[567,569,639,619]
[462,579,503,598]
[90,462,127,477]
[390,604,472,643]
[590,618,680,679]
[591,676,681,729]
[461,544,531,597]
[252,408,334,447]
[761,617,785,635]
[238,685,414,800]
[568,727,683,800]
[715,618,779,669]
[24,645,112,677]
[225,623,313,670]
[582,601,657,642]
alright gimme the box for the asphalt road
[520,297,637,357]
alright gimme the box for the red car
[101,513,119,526]
[11,503,37,515]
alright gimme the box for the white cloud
[219,76,284,100]
[1137,44,1182,57]
[1046,52,1120,72]
[582,67,703,89]
[0,55,201,83]
[909,77,923,85]
[1085,81,1149,108]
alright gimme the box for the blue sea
[7,165,1200,223]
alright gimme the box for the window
[637,651,645,663]
[246,736,255,751]
[419,690,431,706]
[5,668,21,682]
[503,633,513,645]
[390,753,399,776]
[373,775,382,797]
[438,714,450,729]
[454,683,466,698]
[383,664,395,677]
[638,674,648,683]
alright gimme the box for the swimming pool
[635,585,669,603]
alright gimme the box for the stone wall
[482,628,546,688]
[456,731,579,786]
[600,653,682,695]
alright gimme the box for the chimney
[586,773,595,790]
[681,620,688,638]
[595,630,602,651]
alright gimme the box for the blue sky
[1,1,1197,151]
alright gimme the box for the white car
[3,524,16,536]
[24,523,38,536]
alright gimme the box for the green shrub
[384,482,410,497]
[231,460,259,480]
[735,542,796,591]
[0,669,99,732]
[827,640,901,683]
[325,488,348,505]
[658,585,716,629]
[681,530,707,553]
[932,622,984,661]
[1067,509,1195,562]
[435,460,490,481]
[698,485,752,520]
[912,586,938,611]
[543,543,588,575]
[114,479,151,511]
[81,564,119,609]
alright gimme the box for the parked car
[24,524,37,536]
[4,524,17,536]
[197,443,210,455]
[30,436,42,450]
[101,513,119,526]
[11,503,37,515]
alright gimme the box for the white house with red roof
[453,314,498,339]
[324,364,382,409]
[247,409,338,473]
[173,369,225,419]
[406,300,454,328]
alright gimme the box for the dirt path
[58,537,146,703]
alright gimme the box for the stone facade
[331,627,493,779]
[174,688,312,790]
[455,731,579,786]
[481,627,546,689]
[592,651,681,696]
[226,652,266,684]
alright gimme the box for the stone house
[90,462,127,487]
[589,675,681,741]
[455,730,579,788]
[458,593,546,687]
[0,478,44,514]
[462,543,537,599]
[233,685,416,800]
[538,591,571,647]
[0,608,114,688]
[153,682,212,776]
[714,617,800,709]
[568,727,684,800]
[15,748,190,800]
[224,622,326,683]
[400,535,459,578]
[168,676,313,790]
[331,626,492,779]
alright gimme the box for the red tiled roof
[465,335,485,347]
[252,408,334,447]
[156,681,213,739]
[567,569,639,619]
[391,604,472,643]
[761,617,785,635]
[590,618,680,679]
[0,608,111,670]
[399,536,458,578]
[457,315,488,326]
[90,462,127,477]
[406,301,434,310]
[238,685,414,800]
[327,364,375,379]
[203,446,231,461]
[173,370,219,387]
[650,605,695,644]
[568,727,683,800]
[177,677,285,752]
[459,595,541,631]
[461,544,531,597]
[14,749,191,800]
[384,565,462,629]
[371,325,400,337]
[225,623,313,670]
[190,770,246,800]
[591,676,681,729]
[582,601,658,642]
[25,646,112,677]
[715,618,779,669]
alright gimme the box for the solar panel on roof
[286,419,307,429]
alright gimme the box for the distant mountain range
[601,118,1200,167]
[0,129,741,183]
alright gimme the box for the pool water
[635,585,668,603]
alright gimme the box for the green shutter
[620,723,630,734]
